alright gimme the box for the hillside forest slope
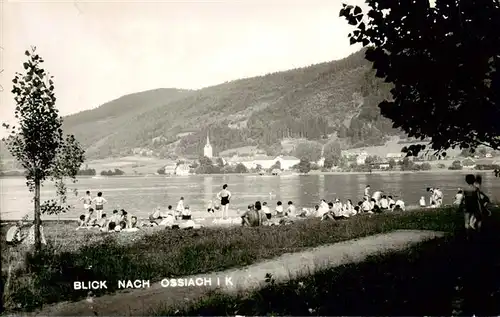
[4,49,400,160]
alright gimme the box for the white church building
[204,133,213,158]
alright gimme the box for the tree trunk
[34,178,41,252]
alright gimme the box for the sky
[0,0,367,137]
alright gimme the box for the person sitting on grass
[354,205,361,214]
[388,196,396,208]
[6,221,24,245]
[181,205,192,220]
[207,200,215,214]
[286,201,296,217]
[159,211,176,227]
[454,189,464,206]
[262,202,272,220]
[333,199,342,214]
[213,205,221,215]
[357,201,364,212]
[149,207,161,221]
[109,209,120,223]
[92,213,108,228]
[344,199,355,216]
[115,220,127,232]
[322,202,335,221]
[130,216,139,228]
[120,209,128,225]
[275,201,284,217]
[241,204,254,226]
[164,205,174,218]
[120,219,140,232]
[370,198,382,213]
[379,195,389,211]
[107,221,117,232]
[76,214,89,230]
[298,204,319,218]
[419,196,427,208]
[361,197,372,213]
[396,199,406,211]
[149,207,164,225]
[333,200,349,220]
[374,201,383,213]
[255,201,268,225]
[332,200,342,218]
[317,199,329,218]
[241,203,264,227]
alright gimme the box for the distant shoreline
[0,168,487,179]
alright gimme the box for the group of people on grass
[77,190,203,231]
[239,185,408,227]
[419,187,444,208]
[77,208,140,232]
[76,190,140,232]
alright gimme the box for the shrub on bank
[2,208,459,312]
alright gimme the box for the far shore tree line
[150,154,500,175]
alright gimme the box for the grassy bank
[153,211,500,316]
[2,207,459,312]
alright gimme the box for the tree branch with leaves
[2,46,85,252]
[340,0,500,156]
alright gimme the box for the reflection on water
[204,176,213,208]
[1,173,498,220]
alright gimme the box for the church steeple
[204,131,213,158]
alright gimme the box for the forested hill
[58,49,397,159]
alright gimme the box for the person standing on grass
[364,185,371,199]
[181,205,192,220]
[176,197,185,219]
[92,192,107,220]
[217,184,231,219]
[472,175,491,232]
[459,174,483,240]
[80,190,92,213]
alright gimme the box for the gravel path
[30,229,444,316]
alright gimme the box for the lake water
[1,173,499,221]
